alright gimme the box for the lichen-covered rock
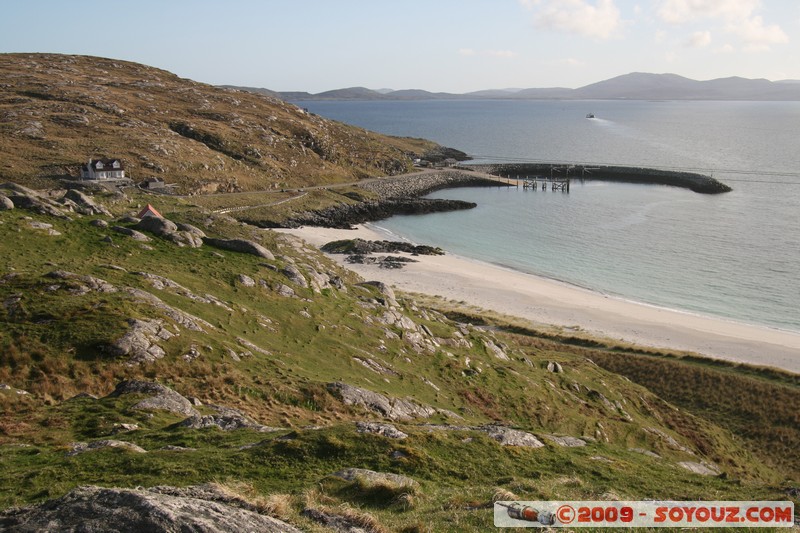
[331,467,418,487]
[109,380,200,418]
[274,283,296,298]
[480,425,545,448]
[543,434,586,447]
[327,382,435,421]
[0,485,301,532]
[236,274,256,287]
[67,439,146,456]
[203,237,275,259]
[547,361,564,373]
[44,270,117,293]
[107,318,169,364]
[355,421,408,439]
[483,338,510,361]
[178,406,278,432]
[678,461,720,476]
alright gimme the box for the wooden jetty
[503,165,576,192]
[519,177,570,191]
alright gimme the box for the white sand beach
[277,225,800,374]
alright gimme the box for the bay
[301,99,800,332]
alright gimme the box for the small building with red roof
[137,204,163,219]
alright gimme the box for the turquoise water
[301,100,800,332]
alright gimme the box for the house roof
[82,158,125,171]
[137,204,163,219]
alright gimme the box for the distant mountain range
[225,72,800,101]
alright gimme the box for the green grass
[1,193,798,531]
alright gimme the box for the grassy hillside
[1,185,798,531]
[0,53,439,193]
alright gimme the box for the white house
[81,158,126,180]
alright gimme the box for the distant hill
[0,53,440,192]
[231,72,800,101]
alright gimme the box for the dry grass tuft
[492,487,519,502]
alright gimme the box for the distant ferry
[586,113,596,119]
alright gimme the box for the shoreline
[277,224,800,375]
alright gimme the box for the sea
[299,99,800,333]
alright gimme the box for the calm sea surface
[301,100,800,332]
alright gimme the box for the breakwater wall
[263,171,501,229]
[358,170,504,199]
[466,163,732,194]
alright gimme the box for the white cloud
[656,0,788,51]
[459,48,476,56]
[565,57,585,66]
[656,0,760,24]
[527,0,624,40]
[714,43,735,54]
[728,15,788,50]
[686,30,712,47]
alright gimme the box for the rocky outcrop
[44,270,118,294]
[107,318,171,364]
[67,439,147,456]
[179,406,278,432]
[111,225,151,242]
[109,380,200,418]
[235,273,256,287]
[331,467,418,487]
[322,239,444,256]
[0,194,13,210]
[480,425,545,448]
[327,382,435,421]
[274,197,477,229]
[355,421,408,439]
[1,182,71,218]
[63,189,112,216]
[0,484,301,532]
[678,461,720,476]
[544,434,586,447]
[136,216,178,235]
[203,237,275,259]
[281,264,308,287]
[134,216,203,248]
[358,281,398,307]
[483,339,510,361]
[124,287,214,332]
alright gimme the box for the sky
[1,0,799,93]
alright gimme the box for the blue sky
[1,0,798,92]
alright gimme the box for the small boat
[586,113,595,119]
